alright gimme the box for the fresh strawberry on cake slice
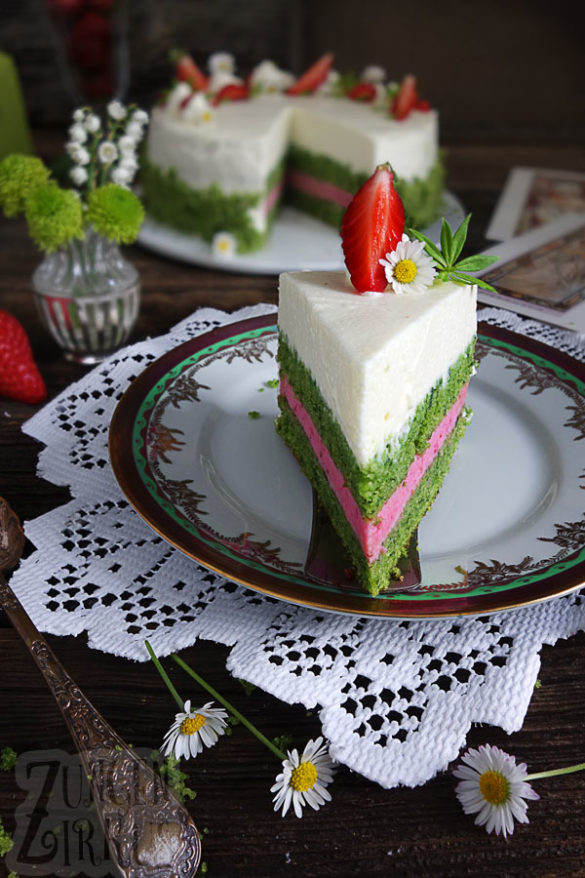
[172,51,209,92]
[287,52,334,95]
[341,163,404,292]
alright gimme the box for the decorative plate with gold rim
[109,315,585,618]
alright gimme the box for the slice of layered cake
[277,164,494,595]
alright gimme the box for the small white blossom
[67,143,90,165]
[118,134,138,156]
[182,92,214,125]
[208,69,243,95]
[107,99,127,121]
[166,82,193,112]
[379,233,437,294]
[124,120,144,141]
[208,51,235,76]
[98,141,118,164]
[162,700,228,760]
[72,108,86,123]
[361,64,387,83]
[212,231,237,259]
[250,59,294,93]
[317,70,340,96]
[69,165,88,186]
[84,113,101,134]
[131,108,149,126]
[119,155,138,176]
[68,123,87,144]
[111,166,132,186]
[454,744,540,838]
[271,738,335,818]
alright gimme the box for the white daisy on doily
[453,744,539,838]
[271,737,336,818]
[379,233,437,294]
[162,699,228,760]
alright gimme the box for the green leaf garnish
[409,214,499,291]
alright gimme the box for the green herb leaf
[409,228,446,266]
[440,218,454,266]
[450,214,471,264]
[454,254,498,271]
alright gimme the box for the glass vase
[32,228,141,364]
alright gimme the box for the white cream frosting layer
[278,271,477,467]
[146,95,438,195]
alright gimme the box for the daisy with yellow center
[271,737,336,818]
[162,699,228,760]
[212,231,237,260]
[379,233,437,294]
[453,744,539,838]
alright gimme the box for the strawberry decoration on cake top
[286,52,334,95]
[391,75,431,120]
[341,163,405,293]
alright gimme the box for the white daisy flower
[162,700,228,760]
[271,737,335,818]
[212,231,237,259]
[454,744,540,839]
[250,60,294,93]
[208,51,235,76]
[183,92,215,125]
[68,122,87,143]
[69,165,88,186]
[84,113,101,134]
[107,99,127,121]
[98,141,118,164]
[379,233,437,294]
[361,64,386,83]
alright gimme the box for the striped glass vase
[32,227,140,364]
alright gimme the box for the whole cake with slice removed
[276,164,496,595]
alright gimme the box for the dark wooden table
[1,139,584,878]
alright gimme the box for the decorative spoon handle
[0,500,200,877]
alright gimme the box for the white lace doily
[10,303,585,790]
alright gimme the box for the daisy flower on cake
[379,233,437,294]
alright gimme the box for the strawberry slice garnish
[0,311,46,404]
[347,82,377,102]
[391,74,419,121]
[211,83,250,106]
[173,51,209,92]
[341,163,405,293]
[415,98,431,112]
[287,52,334,95]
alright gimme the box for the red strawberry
[341,163,405,293]
[391,74,419,121]
[287,52,334,95]
[0,312,47,404]
[347,82,377,102]
[211,83,249,106]
[415,98,431,112]
[173,52,209,92]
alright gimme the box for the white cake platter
[136,191,465,275]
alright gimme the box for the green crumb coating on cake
[284,146,444,230]
[277,333,475,518]
[277,399,469,595]
[141,156,286,253]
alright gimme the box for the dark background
[2,0,584,144]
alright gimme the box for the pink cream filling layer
[286,169,354,208]
[281,376,469,563]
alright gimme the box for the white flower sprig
[145,641,337,818]
[66,102,149,192]
[454,743,585,838]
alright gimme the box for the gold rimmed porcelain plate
[109,315,585,618]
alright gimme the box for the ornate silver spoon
[0,496,201,877]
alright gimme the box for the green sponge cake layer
[277,395,469,595]
[278,333,475,518]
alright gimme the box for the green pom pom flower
[25,183,84,253]
[86,183,144,244]
[0,154,50,217]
